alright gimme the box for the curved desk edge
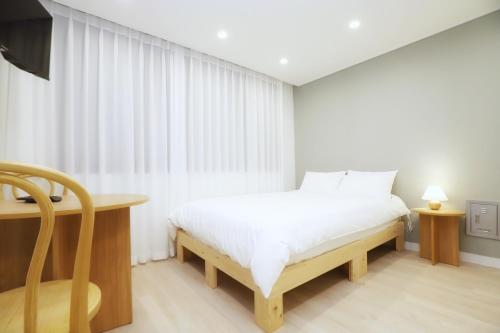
[0,194,149,220]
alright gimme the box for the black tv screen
[0,0,53,80]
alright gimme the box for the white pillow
[300,171,346,194]
[338,170,398,198]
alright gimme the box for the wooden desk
[0,194,148,332]
[413,208,465,266]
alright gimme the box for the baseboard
[404,241,500,269]
[459,252,500,269]
[404,241,419,252]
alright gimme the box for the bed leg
[254,292,283,333]
[395,222,405,252]
[176,240,188,263]
[205,261,218,288]
[349,252,368,282]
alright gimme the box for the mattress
[288,218,398,264]
[168,190,410,297]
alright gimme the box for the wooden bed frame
[176,219,405,333]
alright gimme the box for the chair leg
[349,252,368,281]
[254,292,283,333]
[205,261,218,288]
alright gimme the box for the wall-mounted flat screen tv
[0,0,53,80]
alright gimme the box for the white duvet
[168,191,410,298]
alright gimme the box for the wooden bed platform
[176,219,405,333]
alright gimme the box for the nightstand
[412,208,465,266]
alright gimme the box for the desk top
[412,208,465,217]
[0,194,148,220]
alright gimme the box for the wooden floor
[109,248,500,333]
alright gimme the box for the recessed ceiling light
[279,57,288,65]
[349,20,361,30]
[217,30,228,39]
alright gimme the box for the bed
[168,188,410,332]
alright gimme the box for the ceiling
[53,0,500,86]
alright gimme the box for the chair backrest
[0,161,95,333]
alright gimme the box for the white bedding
[168,191,410,298]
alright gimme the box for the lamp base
[428,201,442,210]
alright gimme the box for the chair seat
[0,280,101,333]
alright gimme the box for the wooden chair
[0,162,101,333]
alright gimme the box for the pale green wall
[294,10,500,257]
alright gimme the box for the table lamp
[422,185,448,210]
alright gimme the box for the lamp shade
[422,186,448,202]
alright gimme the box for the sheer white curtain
[0,1,295,264]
